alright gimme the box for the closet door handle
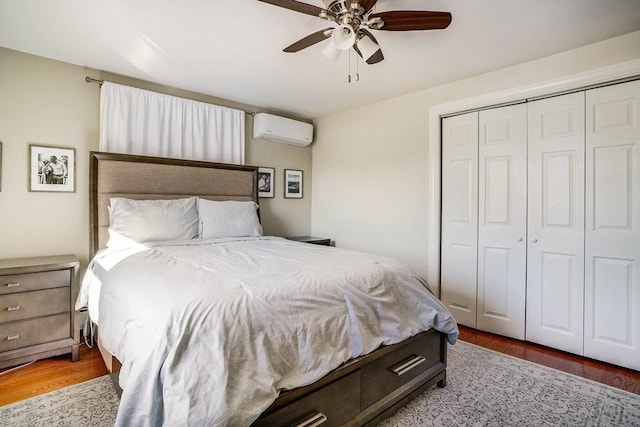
[517,237,523,242]
[532,238,538,243]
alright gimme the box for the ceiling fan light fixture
[322,42,341,61]
[331,24,356,50]
[357,34,379,61]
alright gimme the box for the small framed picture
[284,169,303,199]
[258,167,275,198]
[29,144,76,192]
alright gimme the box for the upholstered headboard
[89,152,259,258]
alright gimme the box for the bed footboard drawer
[254,371,361,427]
[360,329,444,409]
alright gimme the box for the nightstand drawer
[254,371,360,427]
[0,313,70,352]
[360,330,442,409]
[0,287,70,323]
[0,270,71,295]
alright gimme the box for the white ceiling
[1,0,639,119]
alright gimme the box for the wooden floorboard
[0,326,638,407]
[0,343,108,406]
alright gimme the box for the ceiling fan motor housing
[323,1,368,19]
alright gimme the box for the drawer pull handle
[293,412,328,427]
[7,333,20,341]
[6,283,20,288]
[391,355,426,376]
[7,305,21,311]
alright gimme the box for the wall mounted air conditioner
[252,113,313,147]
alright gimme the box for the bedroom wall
[310,30,640,285]
[0,47,312,267]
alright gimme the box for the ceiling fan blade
[352,41,384,65]
[370,10,452,31]
[284,28,332,52]
[357,0,378,13]
[358,29,384,64]
[258,0,323,17]
[365,48,384,65]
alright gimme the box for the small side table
[287,236,331,246]
[0,255,80,369]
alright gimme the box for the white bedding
[76,236,458,426]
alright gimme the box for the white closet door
[526,92,585,355]
[585,80,640,370]
[441,112,478,327]
[476,104,527,339]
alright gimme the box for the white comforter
[76,236,458,426]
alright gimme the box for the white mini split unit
[252,113,313,147]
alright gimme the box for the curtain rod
[84,76,255,116]
[85,76,104,86]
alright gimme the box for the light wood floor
[1,326,638,407]
[0,343,108,406]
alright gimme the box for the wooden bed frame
[88,151,448,426]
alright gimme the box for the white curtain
[99,82,245,164]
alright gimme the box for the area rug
[1,340,638,426]
[379,340,640,427]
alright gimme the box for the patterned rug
[1,340,638,426]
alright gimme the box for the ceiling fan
[258,0,452,65]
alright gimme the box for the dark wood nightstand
[287,236,331,246]
[0,255,80,369]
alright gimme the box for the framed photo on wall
[258,167,275,198]
[29,144,76,192]
[284,169,303,199]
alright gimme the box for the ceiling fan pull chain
[346,49,359,83]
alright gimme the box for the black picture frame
[284,169,303,199]
[258,166,275,198]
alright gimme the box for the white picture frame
[29,144,76,193]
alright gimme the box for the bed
[77,151,458,426]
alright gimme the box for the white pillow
[198,199,263,239]
[108,197,199,247]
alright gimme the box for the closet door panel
[441,112,478,327]
[526,92,585,355]
[477,104,527,339]
[585,80,640,370]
